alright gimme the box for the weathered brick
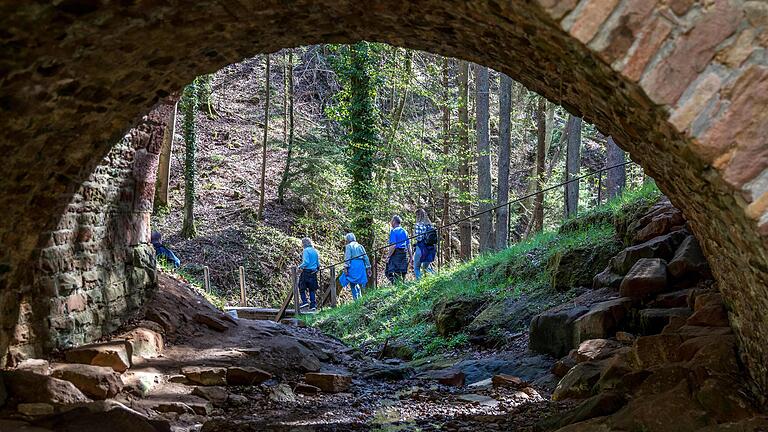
[568,0,621,44]
[594,0,657,64]
[669,72,722,132]
[621,14,673,81]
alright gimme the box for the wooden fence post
[203,266,210,293]
[293,266,301,316]
[329,266,337,307]
[372,252,378,289]
[239,266,246,307]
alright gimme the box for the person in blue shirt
[340,232,371,300]
[385,215,412,283]
[297,237,320,311]
[151,231,180,268]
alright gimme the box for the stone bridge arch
[2,0,768,394]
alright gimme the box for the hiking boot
[299,302,310,309]
[309,307,317,312]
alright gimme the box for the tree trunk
[441,58,452,263]
[258,54,271,220]
[495,73,512,251]
[278,49,294,204]
[606,136,626,199]
[155,100,177,209]
[181,84,197,239]
[564,115,582,218]
[475,65,492,253]
[458,60,472,261]
[532,96,546,234]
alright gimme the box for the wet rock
[64,341,132,372]
[572,339,624,363]
[51,364,123,400]
[268,384,295,403]
[638,307,692,335]
[192,386,229,407]
[2,370,89,405]
[304,372,352,393]
[18,403,55,416]
[433,297,485,336]
[668,236,710,279]
[416,369,465,387]
[118,326,164,360]
[294,382,321,395]
[227,394,248,405]
[572,298,632,345]
[181,366,227,386]
[529,306,589,358]
[619,258,668,299]
[226,366,272,386]
[552,360,607,400]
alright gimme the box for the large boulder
[2,370,89,405]
[548,241,621,291]
[632,334,684,368]
[668,236,711,280]
[687,293,729,327]
[592,266,624,289]
[433,297,485,336]
[572,298,632,345]
[619,258,668,299]
[637,308,692,336]
[608,381,712,432]
[610,231,687,275]
[118,325,164,361]
[64,341,132,372]
[51,364,123,400]
[529,306,589,358]
[632,207,685,244]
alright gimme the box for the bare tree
[495,73,512,251]
[475,64,492,253]
[458,60,472,261]
[606,136,626,199]
[564,114,582,218]
[531,96,546,234]
[258,54,271,220]
[441,58,452,263]
[278,49,294,204]
[155,99,177,208]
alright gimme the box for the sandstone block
[64,340,132,372]
[632,334,684,368]
[619,258,668,299]
[638,307,692,336]
[17,402,55,416]
[119,326,164,361]
[668,236,710,279]
[294,382,321,395]
[592,266,623,289]
[192,386,229,407]
[491,374,527,389]
[610,231,685,275]
[226,366,272,386]
[268,384,295,403]
[416,369,465,387]
[304,372,352,393]
[51,364,124,399]
[529,306,589,358]
[572,339,624,363]
[552,360,607,401]
[181,366,227,386]
[572,298,632,345]
[16,359,51,375]
[2,370,89,405]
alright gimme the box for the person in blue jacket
[340,232,371,300]
[385,215,413,283]
[151,231,180,268]
[297,237,320,311]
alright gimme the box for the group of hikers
[296,209,438,311]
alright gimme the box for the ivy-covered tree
[181,81,198,239]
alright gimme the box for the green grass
[306,182,660,357]
[157,256,228,309]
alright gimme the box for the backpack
[423,225,438,246]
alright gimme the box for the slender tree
[181,83,198,239]
[441,58,452,263]
[495,74,512,251]
[605,136,626,199]
[258,54,271,220]
[564,114,582,218]
[531,96,546,234]
[155,99,177,209]
[475,65,492,253]
[457,60,472,261]
[278,49,295,204]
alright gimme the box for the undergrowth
[306,182,660,358]
[158,257,227,309]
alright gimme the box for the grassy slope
[308,183,661,358]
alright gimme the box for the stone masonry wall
[7,104,169,363]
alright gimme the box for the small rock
[552,361,607,401]
[167,375,190,384]
[227,394,248,405]
[619,258,668,299]
[16,359,51,375]
[51,364,123,400]
[121,370,161,397]
[192,386,229,407]
[268,384,295,403]
[181,366,227,386]
[226,366,272,386]
[592,267,624,289]
[572,339,624,363]
[491,374,527,389]
[457,394,499,407]
[18,403,55,416]
[615,332,635,343]
[686,303,729,327]
[64,341,133,372]
[293,383,321,395]
[468,378,492,388]
[415,369,465,387]
[552,358,575,378]
[119,327,164,361]
[651,289,693,309]
[304,372,352,393]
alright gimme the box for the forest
[151,42,647,306]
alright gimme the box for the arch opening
[2,0,768,397]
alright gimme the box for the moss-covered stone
[548,241,622,291]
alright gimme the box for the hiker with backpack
[340,232,371,301]
[413,209,437,279]
[297,237,320,311]
[385,215,413,283]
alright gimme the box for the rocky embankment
[530,198,768,431]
